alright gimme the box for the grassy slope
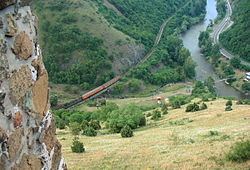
[57,97,249,169]
[34,0,144,75]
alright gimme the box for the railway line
[55,0,194,110]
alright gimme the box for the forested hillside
[220,0,250,62]
[34,0,206,89]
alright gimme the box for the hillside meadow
[56,98,250,169]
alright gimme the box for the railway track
[55,0,194,110]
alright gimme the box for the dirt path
[104,0,122,15]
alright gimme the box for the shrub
[50,95,58,107]
[128,79,141,92]
[226,140,250,162]
[107,104,145,132]
[146,112,152,117]
[225,105,232,111]
[69,122,81,136]
[151,110,161,120]
[226,100,232,106]
[120,125,133,138]
[58,119,66,129]
[186,103,200,112]
[161,104,168,114]
[88,120,101,130]
[82,126,97,137]
[71,137,85,153]
[209,131,219,136]
[81,120,89,130]
[200,103,208,110]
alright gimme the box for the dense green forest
[34,0,206,89]
[34,0,114,87]
[128,0,206,85]
[220,0,250,62]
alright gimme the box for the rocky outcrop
[5,13,18,37]
[0,0,66,169]
[13,31,33,60]
[0,0,15,10]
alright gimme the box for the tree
[184,56,197,78]
[71,137,85,153]
[151,110,161,120]
[226,100,232,106]
[128,79,141,92]
[69,122,81,136]
[230,57,241,68]
[50,95,58,107]
[120,125,133,138]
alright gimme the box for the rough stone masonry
[0,0,67,169]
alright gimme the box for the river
[180,0,245,99]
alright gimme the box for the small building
[246,72,250,77]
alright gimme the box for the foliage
[81,120,89,130]
[106,104,146,133]
[71,137,85,153]
[88,120,101,130]
[226,100,232,106]
[242,82,250,92]
[225,105,232,111]
[169,118,193,126]
[151,110,161,120]
[236,99,250,105]
[200,103,208,110]
[226,140,250,163]
[230,57,241,69]
[50,95,58,107]
[128,79,141,92]
[120,125,133,138]
[220,0,250,62]
[34,0,114,87]
[170,95,191,109]
[185,103,200,112]
[161,104,168,115]
[82,126,97,137]
[69,122,81,136]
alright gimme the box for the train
[55,77,120,109]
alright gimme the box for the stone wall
[0,0,67,169]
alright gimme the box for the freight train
[55,77,120,109]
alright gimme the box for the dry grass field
[57,98,250,169]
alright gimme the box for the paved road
[213,0,250,66]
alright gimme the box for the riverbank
[199,0,249,97]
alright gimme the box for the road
[213,0,250,66]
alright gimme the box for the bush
[82,126,97,137]
[186,103,200,112]
[69,122,81,136]
[226,140,250,162]
[71,137,85,153]
[120,125,133,138]
[151,110,161,120]
[200,103,208,110]
[107,104,145,133]
[58,119,66,129]
[225,105,232,111]
[128,79,141,92]
[50,95,58,107]
[81,120,89,130]
[88,120,101,130]
[161,104,168,115]
[226,100,232,106]
[146,112,152,117]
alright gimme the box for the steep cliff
[0,0,66,169]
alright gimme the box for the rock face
[0,1,67,169]
[13,31,33,60]
[0,0,15,10]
